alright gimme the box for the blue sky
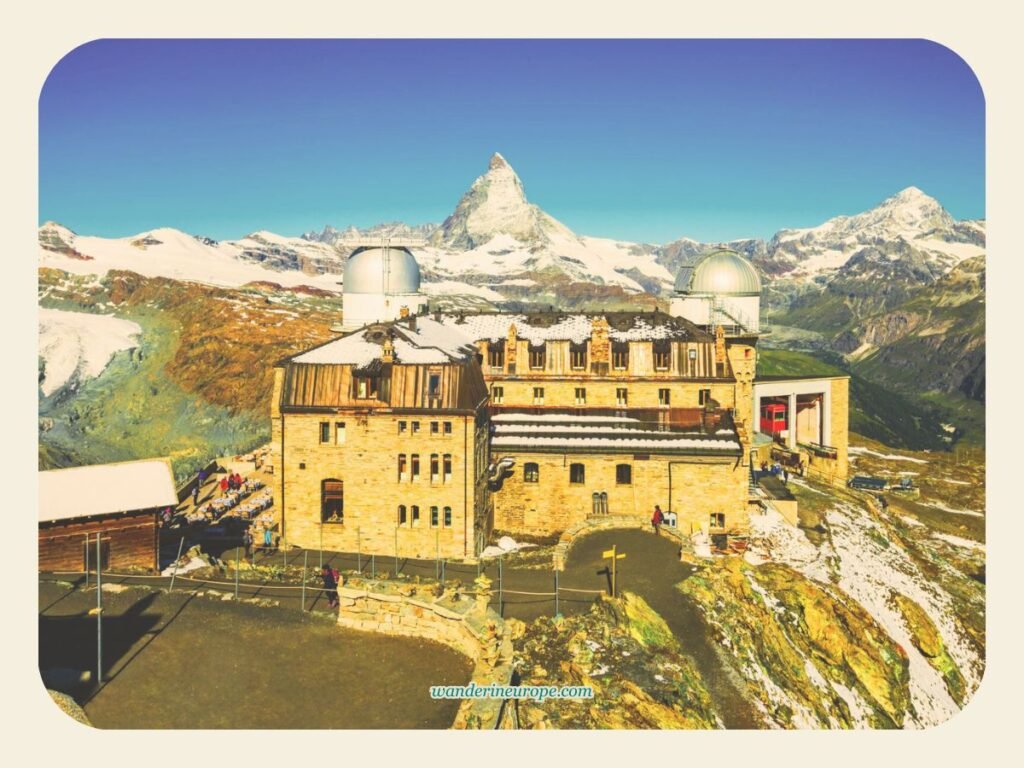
[39,39,985,243]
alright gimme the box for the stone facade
[492,451,749,537]
[272,396,487,560]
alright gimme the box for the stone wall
[334,578,514,728]
[277,408,483,560]
[492,451,749,538]
[551,514,691,570]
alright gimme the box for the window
[430,421,439,435]
[616,464,632,485]
[356,376,378,399]
[398,454,408,482]
[443,454,452,482]
[710,513,726,529]
[532,387,545,405]
[443,421,452,435]
[398,420,407,434]
[431,506,439,527]
[430,453,439,482]
[428,373,441,399]
[616,388,628,407]
[491,385,504,404]
[322,480,344,523]
[444,506,452,527]
[319,422,330,444]
[570,343,587,370]
[575,387,586,405]
[529,344,546,370]
[411,505,420,526]
[411,454,420,481]
[570,463,585,484]
[592,491,609,515]
[335,422,346,445]
[612,342,629,370]
[412,421,420,434]
[658,388,671,406]
[524,462,540,483]
[488,342,505,368]
[653,346,671,371]
[699,388,712,407]
[398,505,408,526]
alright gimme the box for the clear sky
[39,39,985,244]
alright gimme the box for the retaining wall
[334,581,514,729]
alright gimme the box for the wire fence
[42,547,608,620]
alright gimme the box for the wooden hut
[38,458,177,573]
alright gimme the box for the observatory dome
[344,246,422,295]
[673,248,761,297]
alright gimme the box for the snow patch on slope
[38,307,141,396]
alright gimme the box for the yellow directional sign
[602,545,626,597]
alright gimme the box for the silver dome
[343,246,422,295]
[673,248,761,296]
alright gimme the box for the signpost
[602,545,626,597]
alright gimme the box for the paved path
[239,527,760,727]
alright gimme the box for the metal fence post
[235,550,240,599]
[84,533,90,590]
[441,559,446,584]
[302,551,308,611]
[169,536,185,593]
[283,537,287,568]
[371,553,376,580]
[435,529,440,580]
[96,534,103,684]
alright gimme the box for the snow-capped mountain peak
[432,152,578,251]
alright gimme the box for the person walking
[192,482,200,507]
[652,505,664,536]
[220,475,229,493]
[242,526,253,562]
[782,467,790,485]
[263,523,273,551]
[321,564,339,609]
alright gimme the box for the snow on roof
[492,412,641,424]
[491,434,741,452]
[39,459,178,524]
[494,423,720,438]
[290,316,479,366]
[437,312,700,344]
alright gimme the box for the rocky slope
[513,592,720,729]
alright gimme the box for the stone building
[432,311,756,537]
[274,246,850,557]
[270,315,492,559]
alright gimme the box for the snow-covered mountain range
[39,152,984,303]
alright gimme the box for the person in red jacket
[652,505,664,536]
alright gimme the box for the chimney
[590,316,610,374]
[407,315,417,332]
[506,323,518,374]
[381,335,394,363]
[715,325,726,367]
